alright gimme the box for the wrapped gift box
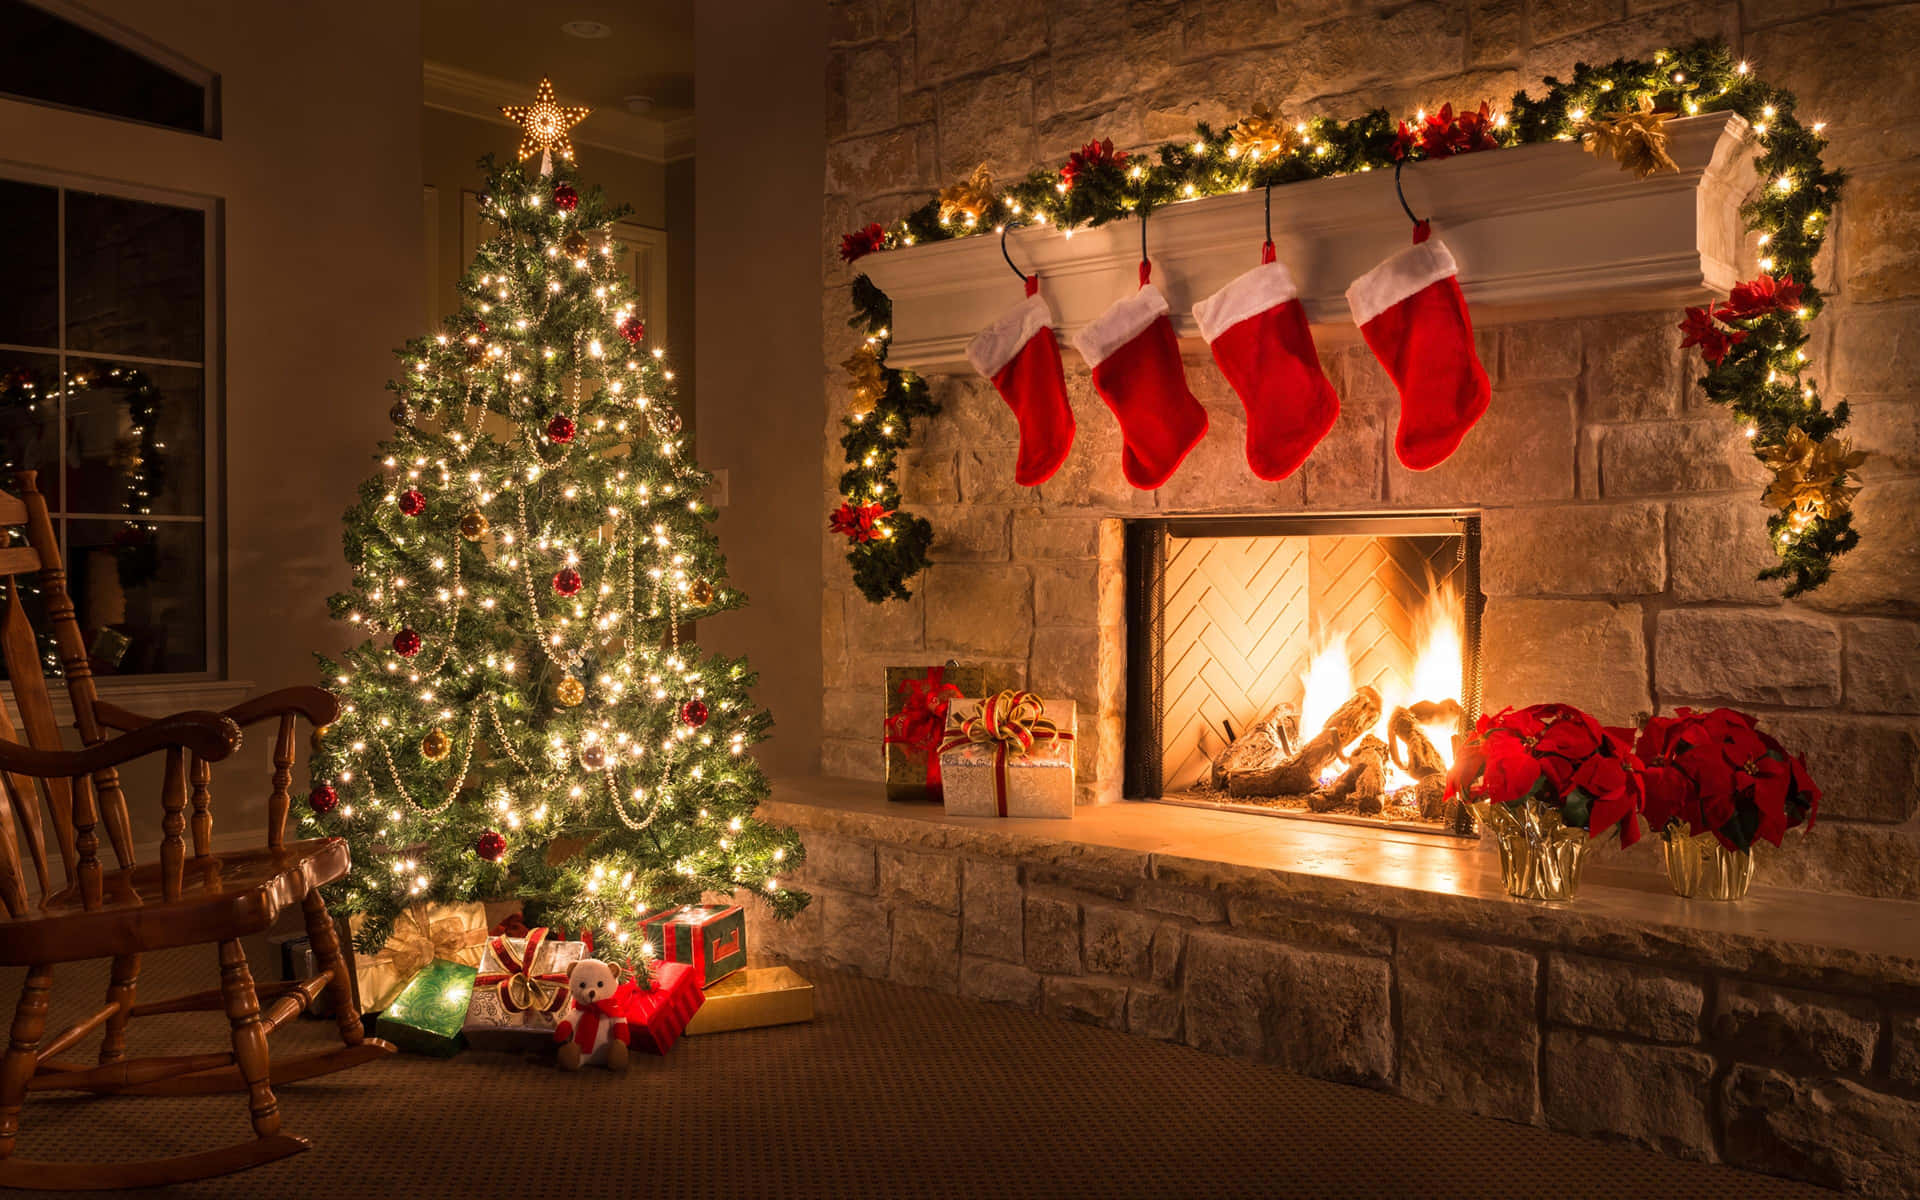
[884,663,983,802]
[461,927,588,1052]
[349,901,489,1013]
[374,958,477,1057]
[625,961,704,1054]
[685,965,814,1035]
[939,692,1077,819]
[270,932,333,1019]
[640,904,747,987]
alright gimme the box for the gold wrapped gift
[348,901,490,1012]
[938,692,1077,819]
[684,965,814,1035]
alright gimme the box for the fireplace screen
[1124,513,1482,834]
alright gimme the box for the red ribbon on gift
[883,666,964,798]
[476,926,571,1015]
[937,690,1075,817]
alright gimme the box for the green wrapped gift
[374,958,477,1057]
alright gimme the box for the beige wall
[2,1,425,843]
[692,0,828,775]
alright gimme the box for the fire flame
[1298,631,1353,752]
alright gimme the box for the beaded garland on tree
[311,142,806,954]
[832,40,1856,601]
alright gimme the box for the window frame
[1,0,220,138]
[0,163,225,689]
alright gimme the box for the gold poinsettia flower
[1229,103,1298,161]
[842,346,887,417]
[1762,427,1869,522]
[1577,94,1678,179]
[938,163,995,227]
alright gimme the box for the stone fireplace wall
[816,0,1920,900]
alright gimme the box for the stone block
[822,686,885,740]
[1389,382,1577,506]
[959,956,1041,1010]
[1224,898,1393,957]
[1467,0,1522,64]
[1803,480,1920,617]
[922,505,1011,562]
[1714,980,1879,1076]
[1032,558,1123,629]
[1011,515,1112,560]
[936,66,1036,178]
[1397,933,1540,1123]
[1847,398,1920,474]
[1654,609,1841,706]
[1127,986,1182,1041]
[1025,864,1133,903]
[843,589,925,652]
[1028,625,1116,711]
[1764,822,1920,903]
[1148,923,1183,989]
[961,858,1023,961]
[1182,0,1293,57]
[1302,368,1385,506]
[920,375,1015,454]
[889,905,960,991]
[1024,895,1080,974]
[841,43,902,134]
[1042,976,1128,1029]
[825,125,932,196]
[1762,713,1920,823]
[914,0,1047,84]
[1894,1013,1920,1088]
[1747,9,1920,168]
[1600,418,1767,496]
[1531,0,1618,39]
[1082,905,1157,980]
[1543,1032,1716,1161]
[924,565,1032,659]
[1150,395,1308,512]
[1583,312,1684,421]
[1667,497,1788,606]
[1503,317,1580,381]
[1841,164,1920,303]
[1285,4,1466,100]
[1832,305,1920,396]
[899,448,961,506]
[1139,884,1226,924]
[821,892,891,977]
[1546,953,1703,1044]
[803,831,879,894]
[820,737,881,781]
[879,846,960,911]
[1723,1066,1920,1196]
[1481,598,1650,726]
[1182,931,1394,1087]
[1479,502,1665,596]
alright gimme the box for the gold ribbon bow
[939,690,1074,817]
[476,926,571,1015]
[354,902,489,1011]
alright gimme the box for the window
[0,174,216,678]
[0,0,216,135]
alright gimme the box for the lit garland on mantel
[833,39,1858,603]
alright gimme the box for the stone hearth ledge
[760,776,1920,995]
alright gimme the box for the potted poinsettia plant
[1446,704,1645,901]
[1635,708,1820,900]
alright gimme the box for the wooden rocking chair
[0,471,393,1190]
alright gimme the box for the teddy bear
[553,958,631,1071]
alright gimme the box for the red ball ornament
[392,628,421,657]
[473,318,488,336]
[618,315,645,345]
[308,783,338,814]
[476,830,507,862]
[398,489,426,517]
[547,414,576,443]
[552,567,583,597]
[553,182,579,211]
[680,699,709,727]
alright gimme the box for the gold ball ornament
[563,232,590,258]
[420,728,452,762]
[460,509,491,540]
[689,579,716,607]
[650,407,683,437]
[309,724,329,753]
[580,745,607,771]
[555,676,586,707]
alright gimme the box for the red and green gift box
[884,662,983,801]
[461,926,589,1052]
[640,903,747,988]
[624,960,705,1054]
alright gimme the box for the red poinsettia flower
[1716,274,1804,321]
[839,222,888,264]
[1633,708,1819,850]
[829,500,893,543]
[1396,102,1501,161]
[1448,701,1646,843]
[1062,138,1127,190]
[1678,306,1748,366]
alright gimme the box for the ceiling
[421,0,693,121]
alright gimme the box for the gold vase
[1661,830,1756,900]
[1471,797,1592,901]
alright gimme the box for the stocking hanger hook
[1393,158,1431,242]
[1138,201,1153,286]
[1000,224,1028,284]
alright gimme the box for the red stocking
[1192,244,1338,481]
[1345,226,1490,471]
[967,276,1074,486]
[1071,265,1207,490]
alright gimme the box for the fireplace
[1124,513,1483,834]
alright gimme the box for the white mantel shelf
[861,112,1757,373]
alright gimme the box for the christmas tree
[306,83,806,958]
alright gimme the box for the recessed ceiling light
[561,20,611,38]
[623,95,654,114]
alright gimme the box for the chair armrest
[96,686,340,733]
[0,712,242,778]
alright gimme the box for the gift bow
[884,667,964,796]
[363,903,488,990]
[938,690,1074,816]
[476,926,571,1015]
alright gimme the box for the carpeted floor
[1,945,1832,1199]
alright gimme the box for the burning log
[1228,685,1382,797]
[1388,704,1457,822]
[1208,706,1298,790]
[1315,734,1388,814]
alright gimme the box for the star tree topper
[501,77,591,169]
